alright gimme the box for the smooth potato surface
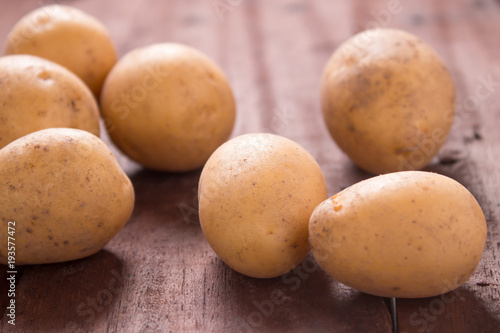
[100,43,236,172]
[4,4,117,97]
[309,171,487,298]
[0,55,100,149]
[199,133,328,278]
[0,128,135,265]
[321,28,455,174]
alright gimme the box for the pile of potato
[0,4,487,301]
[0,5,235,264]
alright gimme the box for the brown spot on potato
[48,235,53,240]
[71,100,79,112]
[37,71,51,80]
[26,228,33,233]
[63,240,69,245]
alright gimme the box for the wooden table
[1,0,499,332]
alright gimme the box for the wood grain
[0,0,499,332]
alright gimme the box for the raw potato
[100,43,236,172]
[4,4,117,97]
[321,28,455,174]
[0,55,100,149]
[309,171,487,298]
[198,133,328,278]
[0,128,135,265]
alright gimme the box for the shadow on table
[12,249,126,332]
[127,168,203,228]
[210,254,392,332]
[397,286,500,333]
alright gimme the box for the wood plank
[0,0,499,332]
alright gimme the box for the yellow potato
[199,133,328,278]
[0,128,135,265]
[309,171,487,298]
[0,55,100,149]
[321,28,455,174]
[100,43,236,172]
[4,4,117,97]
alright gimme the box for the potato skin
[100,43,236,172]
[321,28,455,174]
[199,133,328,278]
[0,55,100,149]
[309,171,487,298]
[0,128,135,265]
[4,5,117,97]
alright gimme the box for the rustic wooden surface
[1,0,499,332]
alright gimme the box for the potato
[100,43,236,172]
[198,133,328,278]
[4,4,117,97]
[101,43,235,172]
[321,28,455,174]
[0,54,100,149]
[0,128,135,265]
[309,171,487,298]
